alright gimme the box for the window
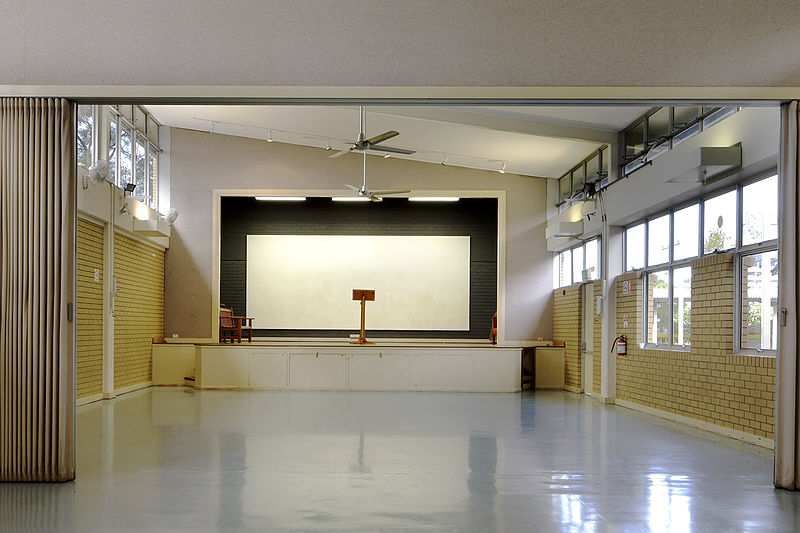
[553,238,602,288]
[703,190,737,253]
[625,223,645,271]
[108,106,161,210]
[621,106,740,178]
[556,146,608,209]
[624,173,778,353]
[740,251,778,351]
[77,105,95,169]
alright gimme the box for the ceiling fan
[344,150,410,202]
[329,106,416,159]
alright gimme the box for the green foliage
[704,227,728,253]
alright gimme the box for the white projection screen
[246,235,470,330]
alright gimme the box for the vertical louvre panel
[76,218,104,398]
[0,98,75,482]
[113,233,164,389]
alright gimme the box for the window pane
[559,250,572,287]
[585,239,599,281]
[648,107,670,143]
[134,106,147,132]
[648,214,670,266]
[742,176,778,245]
[148,149,158,209]
[572,166,585,194]
[741,251,778,350]
[703,107,737,129]
[673,123,700,147]
[626,223,645,271]
[600,146,609,177]
[559,176,570,202]
[147,115,159,145]
[626,121,644,157]
[673,266,691,346]
[119,124,133,188]
[77,105,94,169]
[673,106,701,127]
[647,270,670,345]
[573,246,584,282]
[108,116,118,185]
[135,138,147,199]
[553,255,560,289]
[673,204,699,260]
[586,154,599,183]
[703,190,737,253]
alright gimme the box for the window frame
[107,105,161,210]
[622,171,778,354]
[554,237,602,289]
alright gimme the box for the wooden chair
[219,307,254,343]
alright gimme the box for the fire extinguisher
[613,334,627,356]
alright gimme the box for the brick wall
[76,219,104,399]
[113,233,165,389]
[615,253,776,439]
[553,285,582,391]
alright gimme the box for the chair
[219,307,254,343]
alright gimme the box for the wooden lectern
[351,289,375,344]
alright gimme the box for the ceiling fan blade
[365,130,399,146]
[371,190,410,196]
[328,147,353,159]
[371,145,416,155]
[344,184,360,191]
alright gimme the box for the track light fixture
[208,121,216,134]
[266,130,274,143]
[499,161,507,174]
[441,155,449,166]
[384,153,391,159]
[325,140,331,151]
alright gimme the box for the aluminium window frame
[554,236,602,289]
[107,105,162,210]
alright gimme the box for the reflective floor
[2,389,800,532]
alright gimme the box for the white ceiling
[147,105,645,178]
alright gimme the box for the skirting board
[76,393,103,407]
[102,381,153,400]
[614,398,774,450]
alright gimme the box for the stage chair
[219,307,242,343]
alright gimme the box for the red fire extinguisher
[613,334,627,356]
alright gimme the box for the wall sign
[622,280,631,295]
[623,314,629,328]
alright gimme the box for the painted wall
[2,2,799,87]
[166,128,551,341]
[76,218,104,399]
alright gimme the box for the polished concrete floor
[2,389,800,532]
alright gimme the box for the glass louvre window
[135,138,147,199]
[584,239,599,281]
[673,204,699,260]
[672,123,700,147]
[119,124,134,188]
[647,270,670,345]
[741,251,778,351]
[77,105,94,169]
[703,190,737,253]
[647,215,670,266]
[626,121,645,157]
[742,175,778,246]
[572,246,584,282]
[647,107,670,144]
[586,154,599,183]
[673,106,700,127]
[108,116,118,185]
[672,266,692,346]
[626,223,645,271]
[148,150,158,209]
[572,166,585,195]
[559,250,572,287]
[559,175,570,202]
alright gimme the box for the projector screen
[246,235,470,330]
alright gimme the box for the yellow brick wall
[113,233,165,389]
[553,285,582,390]
[76,219,104,399]
[592,280,603,395]
[615,252,776,439]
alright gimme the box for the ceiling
[146,105,649,178]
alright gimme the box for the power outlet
[172,333,179,339]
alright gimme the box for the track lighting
[441,155,449,166]
[208,121,216,134]
[266,130,274,142]
[499,161,507,174]
[325,140,332,151]
[384,153,391,159]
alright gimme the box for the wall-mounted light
[123,182,136,197]
[255,196,307,201]
[409,197,460,202]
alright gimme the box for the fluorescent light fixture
[255,196,306,201]
[408,197,460,202]
[332,197,371,202]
